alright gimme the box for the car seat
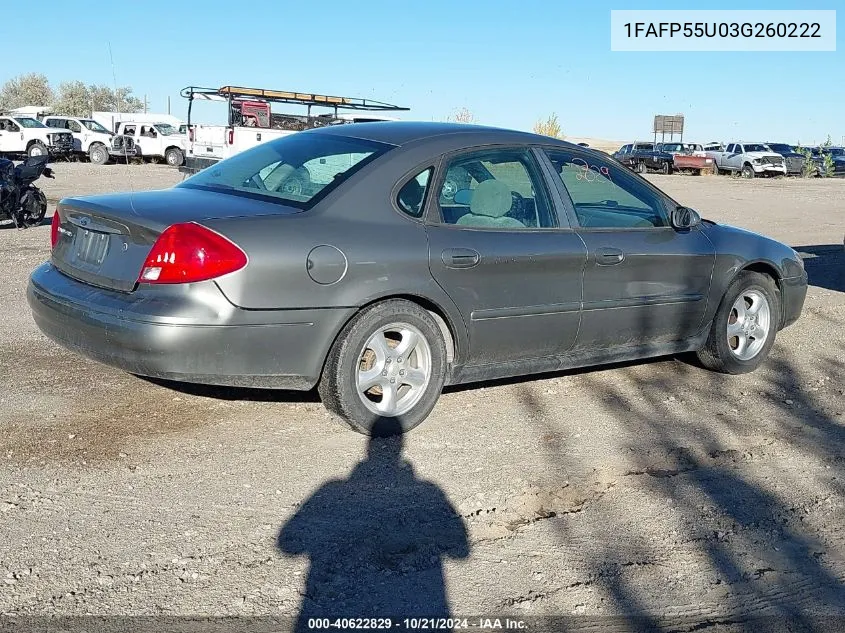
[455,179,525,228]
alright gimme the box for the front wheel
[319,300,447,435]
[27,142,48,158]
[165,147,184,167]
[741,164,755,179]
[89,143,109,165]
[661,161,671,175]
[696,271,779,374]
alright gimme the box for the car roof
[306,120,576,149]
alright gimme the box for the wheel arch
[736,260,785,326]
[316,292,466,385]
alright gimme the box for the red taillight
[188,127,194,142]
[50,210,60,249]
[138,222,247,284]
[227,128,234,145]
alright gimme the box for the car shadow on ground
[794,244,845,293]
[512,309,845,629]
[275,419,469,631]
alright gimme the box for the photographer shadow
[277,419,469,631]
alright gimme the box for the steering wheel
[507,190,527,220]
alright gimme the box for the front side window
[81,119,110,133]
[179,132,392,209]
[437,149,555,229]
[396,168,432,218]
[545,149,669,229]
[123,125,137,136]
[66,120,82,133]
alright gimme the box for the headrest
[469,179,512,218]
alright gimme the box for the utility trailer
[179,85,409,176]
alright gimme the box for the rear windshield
[179,133,392,208]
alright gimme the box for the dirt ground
[1,163,843,631]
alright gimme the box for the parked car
[763,143,805,176]
[0,114,73,158]
[810,146,845,177]
[706,143,786,178]
[41,115,136,165]
[114,121,187,166]
[655,142,715,175]
[28,123,808,435]
[613,142,673,174]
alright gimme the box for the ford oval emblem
[79,217,90,227]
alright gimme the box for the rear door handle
[442,248,480,269]
[596,247,624,266]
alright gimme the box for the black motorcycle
[0,154,53,228]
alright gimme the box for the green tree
[0,73,54,111]
[52,80,92,117]
[86,84,144,113]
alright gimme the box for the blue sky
[4,0,842,144]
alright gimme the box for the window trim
[427,143,564,232]
[540,146,677,232]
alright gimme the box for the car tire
[696,271,779,375]
[27,142,48,158]
[318,300,447,436]
[741,164,755,179]
[89,143,109,165]
[661,161,671,175]
[635,161,647,174]
[165,147,184,167]
[712,164,720,175]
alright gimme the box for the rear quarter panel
[205,140,469,357]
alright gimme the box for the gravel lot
[1,163,843,630]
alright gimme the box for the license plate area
[73,229,110,266]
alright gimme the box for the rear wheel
[89,143,109,165]
[696,271,779,374]
[319,300,447,435]
[165,147,184,167]
[741,163,755,179]
[661,161,671,175]
[27,142,48,158]
[635,161,647,174]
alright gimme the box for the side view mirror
[671,206,701,229]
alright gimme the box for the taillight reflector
[228,128,234,145]
[138,222,247,284]
[50,210,60,249]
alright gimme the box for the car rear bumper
[27,262,354,391]
[780,271,808,330]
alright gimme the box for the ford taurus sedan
[28,122,808,434]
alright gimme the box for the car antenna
[108,41,136,214]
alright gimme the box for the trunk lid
[51,187,300,292]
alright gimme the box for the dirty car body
[28,122,808,433]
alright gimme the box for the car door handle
[442,248,480,269]
[596,247,624,266]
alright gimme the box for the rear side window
[396,168,432,218]
[180,133,392,209]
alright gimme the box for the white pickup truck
[706,142,786,178]
[41,115,136,164]
[0,114,74,158]
[180,86,408,175]
[114,121,187,166]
